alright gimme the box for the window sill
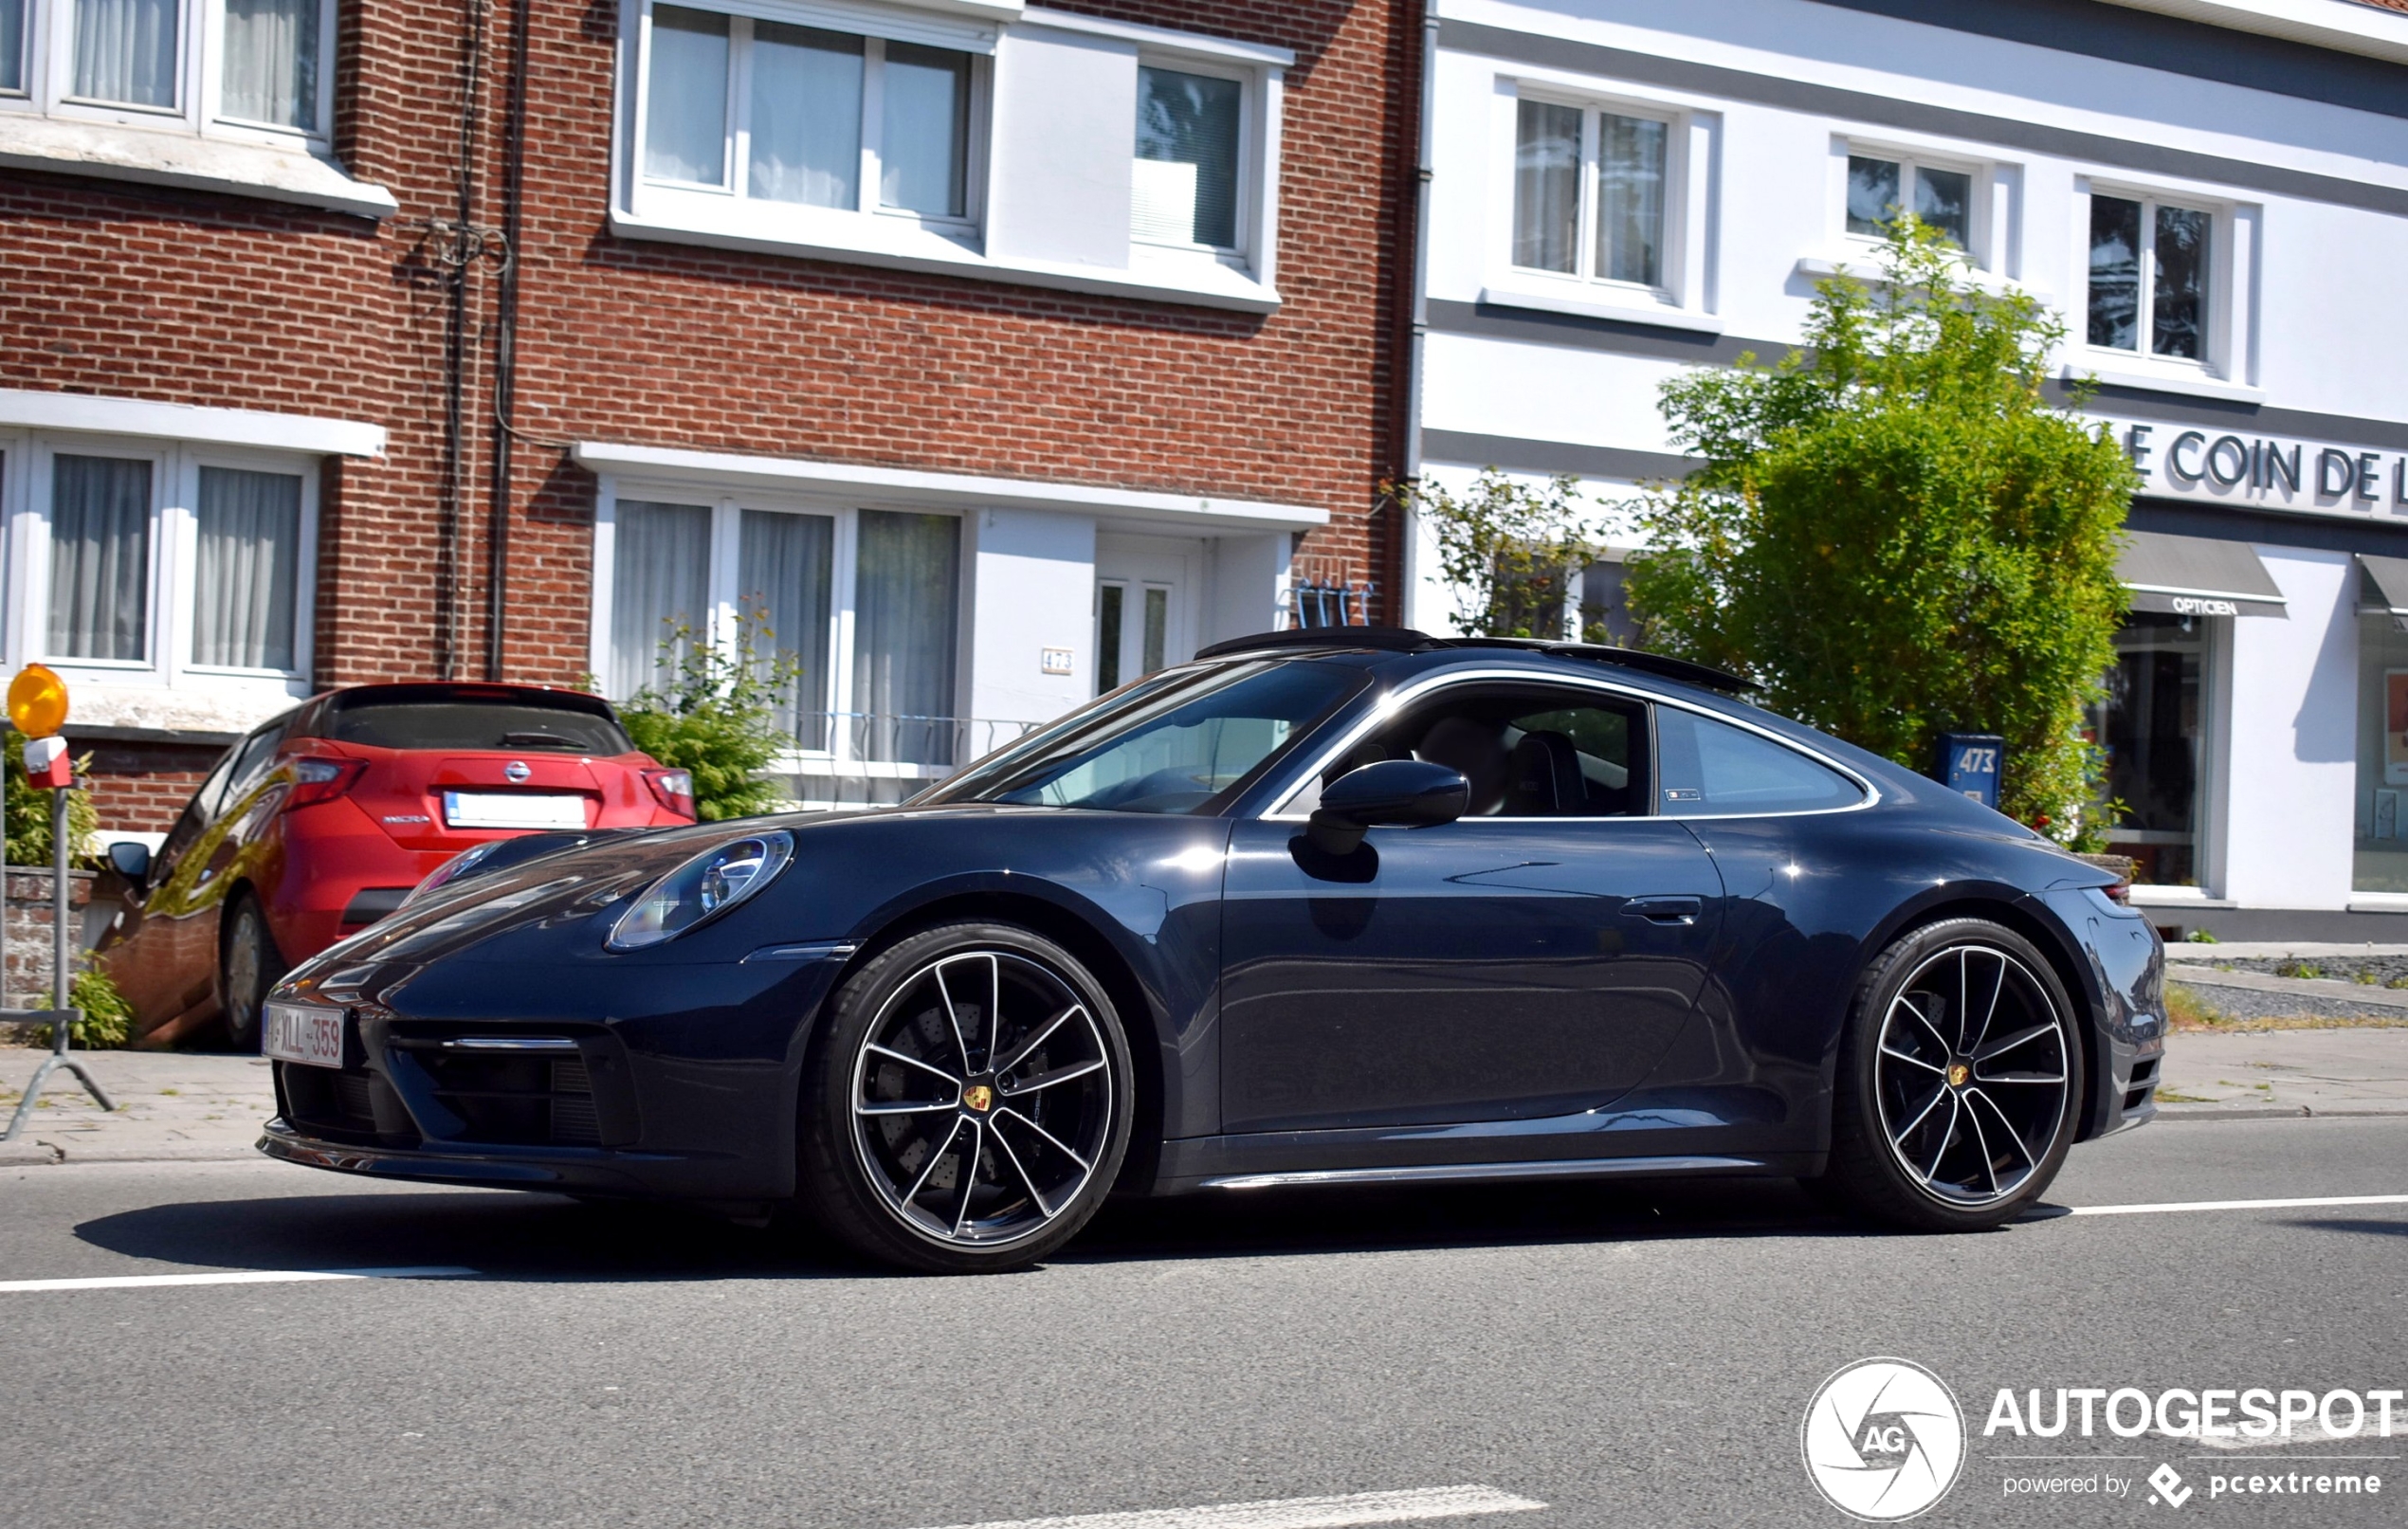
[1478,283,1722,335]
[0,113,395,218]
[1794,253,2021,298]
[2125,885,2233,907]
[609,205,1281,314]
[2347,895,2408,914]
[2065,360,2264,405]
[52,676,309,737]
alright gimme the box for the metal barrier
[2,781,109,1142]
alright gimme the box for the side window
[158,744,242,867]
[215,718,294,816]
[1309,683,1649,819]
[1655,707,1862,816]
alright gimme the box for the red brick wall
[2,0,1417,783]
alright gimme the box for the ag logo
[1800,1357,1965,1520]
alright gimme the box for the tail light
[285,756,366,810]
[645,769,697,819]
[2104,878,2131,905]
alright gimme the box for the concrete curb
[2150,1104,2408,1123]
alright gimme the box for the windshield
[325,689,635,755]
[923,660,1365,814]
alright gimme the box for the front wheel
[220,897,285,1053]
[797,922,1134,1273]
[1816,919,2086,1231]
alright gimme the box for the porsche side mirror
[1307,759,1469,855]
[107,839,153,888]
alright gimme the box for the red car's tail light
[285,756,366,809]
[646,769,697,819]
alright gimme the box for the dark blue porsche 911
[259,628,2165,1272]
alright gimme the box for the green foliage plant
[4,729,98,866]
[612,608,804,822]
[1393,470,1604,639]
[1620,218,2138,833]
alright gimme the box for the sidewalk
[0,1049,274,1164]
[9,1010,2408,1164]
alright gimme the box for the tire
[797,922,1135,1274]
[1815,918,2086,1231]
[219,896,286,1053]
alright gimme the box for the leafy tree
[1395,469,1603,639]
[1621,219,2136,834]
[612,609,803,822]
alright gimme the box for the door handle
[1623,896,1703,926]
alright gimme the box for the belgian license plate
[443,792,588,829]
[264,1001,345,1069]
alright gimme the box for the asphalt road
[0,1118,2400,1529]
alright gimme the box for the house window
[1845,153,1973,249]
[3,0,333,137]
[637,3,976,224]
[2088,192,2211,360]
[1133,64,1241,249]
[1511,96,1669,291]
[1,435,316,685]
[601,496,962,783]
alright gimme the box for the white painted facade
[1403,0,2408,934]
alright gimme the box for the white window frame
[1480,75,1717,333]
[2076,178,2245,388]
[591,481,967,785]
[1129,52,1253,264]
[627,0,992,242]
[0,429,319,693]
[1833,140,1997,269]
[1,0,337,147]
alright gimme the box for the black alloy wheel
[798,922,1133,1273]
[1817,918,2085,1231]
[220,896,286,1052]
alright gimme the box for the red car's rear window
[323,690,636,755]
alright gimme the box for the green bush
[4,729,98,867]
[1393,470,1602,639]
[612,609,802,822]
[1621,219,2138,833]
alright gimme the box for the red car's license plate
[263,1001,345,1069]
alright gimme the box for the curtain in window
[73,0,178,106]
[2,0,27,93]
[1133,66,1239,247]
[853,510,958,765]
[1512,100,1579,273]
[738,509,833,750]
[879,42,967,217]
[645,6,729,186]
[749,23,861,209]
[1596,113,1666,287]
[609,501,711,701]
[221,0,318,127]
[49,454,152,662]
[193,466,301,670]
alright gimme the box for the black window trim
[1257,666,1880,823]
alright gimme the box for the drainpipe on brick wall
[483,0,532,682]
[434,0,493,682]
[1395,0,1440,629]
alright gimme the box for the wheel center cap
[962,1083,994,1113]
[1946,1063,1971,1088]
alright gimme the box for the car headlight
[606,832,793,952]
[401,840,506,909]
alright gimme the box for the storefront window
[2090,613,2208,886]
[2354,612,2408,894]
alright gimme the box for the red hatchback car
[98,683,696,1048]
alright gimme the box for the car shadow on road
[71,1174,1936,1282]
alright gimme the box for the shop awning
[2117,530,2287,617]
[2358,554,2408,619]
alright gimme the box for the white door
[1094,535,1201,695]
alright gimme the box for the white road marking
[912,1485,1547,1529]
[0,1266,476,1293]
[2065,1193,2408,1217]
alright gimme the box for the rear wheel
[797,922,1134,1274]
[1816,918,2084,1231]
[219,897,285,1052]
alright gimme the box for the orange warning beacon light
[9,664,72,789]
